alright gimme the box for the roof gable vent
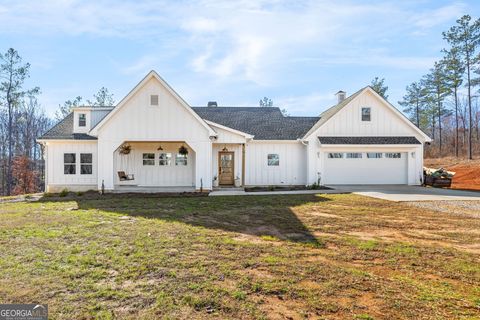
[207,101,218,107]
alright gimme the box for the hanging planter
[178,145,189,155]
[119,144,131,155]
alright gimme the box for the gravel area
[406,201,480,218]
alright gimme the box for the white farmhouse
[37,71,431,192]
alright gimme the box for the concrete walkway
[209,189,344,196]
[209,185,480,202]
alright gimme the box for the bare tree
[0,48,39,195]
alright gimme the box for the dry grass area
[425,157,480,191]
[0,193,479,319]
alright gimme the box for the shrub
[59,188,69,197]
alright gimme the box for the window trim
[385,152,402,159]
[159,152,172,166]
[142,153,155,166]
[80,153,93,175]
[175,153,188,166]
[64,153,76,175]
[361,107,371,122]
[78,113,87,127]
[366,152,383,159]
[267,154,280,166]
[346,152,362,159]
[328,152,344,159]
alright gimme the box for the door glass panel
[219,153,234,184]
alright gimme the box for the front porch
[112,185,196,193]
[106,140,246,192]
[113,141,197,190]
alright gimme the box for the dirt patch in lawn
[0,193,479,319]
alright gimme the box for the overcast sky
[1,0,479,117]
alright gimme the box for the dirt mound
[425,158,480,191]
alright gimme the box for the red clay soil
[424,157,480,191]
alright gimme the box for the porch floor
[113,186,196,193]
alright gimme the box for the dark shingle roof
[192,107,319,140]
[318,136,421,145]
[38,113,97,140]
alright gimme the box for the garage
[323,151,408,185]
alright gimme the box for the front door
[219,152,234,185]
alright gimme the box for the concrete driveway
[329,185,480,202]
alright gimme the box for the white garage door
[323,151,408,184]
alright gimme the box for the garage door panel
[323,151,407,184]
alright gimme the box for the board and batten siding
[45,141,98,192]
[245,141,307,186]
[95,76,213,190]
[91,109,112,129]
[316,90,424,137]
[114,142,195,186]
[304,89,426,185]
[211,126,247,144]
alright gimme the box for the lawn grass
[0,193,479,319]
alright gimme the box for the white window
[159,153,172,166]
[267,154,279,166]
[328,153,343,159]
[150,95,159,106]
[367,152,383,159]
[78,113,86,127]
[64,153,76,174]
[143,153,155,165]
[346,152,362,159]
[361,107,371,121]
[385,152,401,158]
[175,154,187,166]
[80,153,92,174]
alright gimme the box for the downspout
[241,143,246,187]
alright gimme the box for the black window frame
[361,107,371,121]
[78,113,87,127]
[64,153,76,175]
[267,154,280,166]
[175,153,188,166]
[159,152,172,166]
[142,153,155,166]
[80,153,93,175]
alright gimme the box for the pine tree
[443,15,480,159]
[442,47,465,157]
[423,62,450,155]
[399,81,427,128]
[370,77,389,99]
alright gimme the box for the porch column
[97,139,121,191]
[188,140,213,191]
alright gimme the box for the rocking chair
[117,171,135,181]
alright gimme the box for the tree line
[399,15,480,159]
[0,48,114,196]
